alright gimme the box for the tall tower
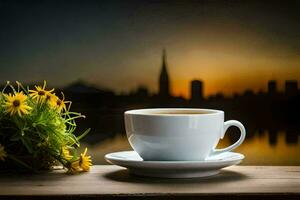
[268,80,277,96]
[159,49,170,97]
[190,80,203,102]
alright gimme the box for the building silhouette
[158,49,170,98]
[285,80,298,98]
[190,80,203,103]
[268,80,277,96]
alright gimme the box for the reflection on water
[85,131,300,165]
[219,131,300,165]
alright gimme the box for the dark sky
[0,0,299,97]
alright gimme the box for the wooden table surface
[0,165,299,199]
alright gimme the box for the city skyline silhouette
[1,1,300,98]
[44,49,300,150]
[58,48,299,100]
[0,0,299,165]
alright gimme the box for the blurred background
[0,0,299,165]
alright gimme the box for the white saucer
[105,151,244,178]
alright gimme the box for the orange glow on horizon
[170,68,300,99]
[87,26,300,98]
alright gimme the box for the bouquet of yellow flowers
[0,81,92,173]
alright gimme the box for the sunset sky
[0,0,299,98]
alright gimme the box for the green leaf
[76,128,91,141]
[21,137,33,154]
[10,134,21,141]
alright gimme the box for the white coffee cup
[124,108,246,161]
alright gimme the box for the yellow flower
[79,148,92,172]
[3,92,32,117]
[45,92,58,106]
[0,144,7,161]
[69,160,81,173]
[62,146,73,161]
[29,80,54,102]
[66,148,92,173]
[54,92,68,112]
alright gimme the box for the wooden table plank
[0,165,299,199]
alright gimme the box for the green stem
[61,112,81,116]
[65,121,77,127]
[17,81,30,95]
[8,84,17,94]
[1,81,10,93]
[77,128,91,141]
[64,115,85,122]
[50,153,69,170]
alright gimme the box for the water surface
[85,131,300,165]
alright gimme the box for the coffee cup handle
[212,120,246,155]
